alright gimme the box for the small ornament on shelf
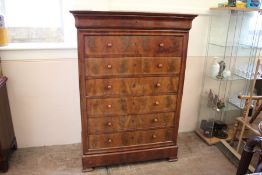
[228,0,237,7]
[236,1,247,8]
[223,70,231,79]
[218,2,229,7]
[213,95,220,109]
[217,99,226,110]
[216,61,226,79]
[210,59,220,78]
[208,89,214,107]
[0,14,8,46]
[246,0,261,8]
[207,89,226,111]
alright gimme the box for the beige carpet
[3,132,236,175]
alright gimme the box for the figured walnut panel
[85,57,181,77]
[86,76,178,97]
[88,112,175,134]
[86,95,177,116]
[88,128,174,149]
[84,35,183,58]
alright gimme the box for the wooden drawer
[85,57,181,77]
[88,128,174,149]
[88,112,175,134]
[84,35,183,58]
[86,95,177,116]
[86,77,178,97]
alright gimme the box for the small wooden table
[0,76,17,172]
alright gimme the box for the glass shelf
[234,63,262,80]
[233,72,262,80]
[207,74,244,81]
[200,94,242,112]
[228,96,245,109]
[228,88,257,109]
[208,42,261,49]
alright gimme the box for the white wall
[72,0,220,13]
[1,59,81,147]
[0,0,214,148]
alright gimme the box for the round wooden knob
[152,134,157,139]
[107,104,112,108]
[159,43,164,47]
[156,83,161,87]
[155,101,160,105]
[107,122,112,126]
[107,64,112,69]
[107,85,112,89]
[108,139,112,143]
[153,118,158,122]
[157,64,163,68]
[107,43,112,47]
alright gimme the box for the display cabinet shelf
[208,42,261,49]
[234,63,262,80]
[207,74,244,81]
[210,7,262,12]
[228,96,246,109]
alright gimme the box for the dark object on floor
[71,11,197,171]
[236,122,262,175]
[249,102,262,124]
[0,76,17,172]
[200,120,228,139]
[255,79,262,96]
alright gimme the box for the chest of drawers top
[71,11,197,30]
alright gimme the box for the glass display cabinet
[196,7,262,145]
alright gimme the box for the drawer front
[143,58,181,74]
[86,95,177,116]
[84,35,183,57]
[88,112,175,134]
[85,58,142,77]
[88,128,174,149]
[86,77,178,97]
[85,57,181,77]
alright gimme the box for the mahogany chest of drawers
[71,11,196,171]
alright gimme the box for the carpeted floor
[2,132,236,175]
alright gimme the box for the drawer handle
[107,104,112,108]
[107,122,112,126]
[108,139,112,143]
[155,101,160,105]
[159,43,164,47]
[156,83,161,87]
[107,64,112,69]
[107,85,112,89]
[152,134,157,139]
[107,43,113,47]
[157,64,163,68]
[153,118,159,122]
